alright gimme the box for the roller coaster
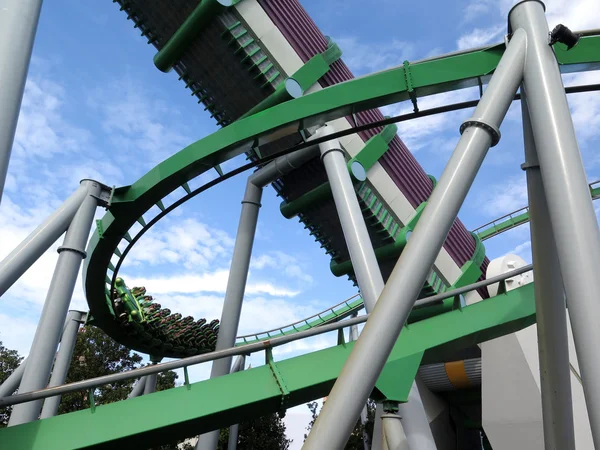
[1,0,600,449]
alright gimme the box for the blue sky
[0,0,599,447]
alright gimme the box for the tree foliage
[0,341,23,427]
[217,412,292,450]
[304,399,376,449]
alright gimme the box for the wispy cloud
[335,36,414,75]
[457,25,505,50]
[477,175,528,217]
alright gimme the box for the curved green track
[83,36,600,358]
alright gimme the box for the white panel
[482,333,544,450]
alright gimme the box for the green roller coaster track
[84,34,600,358]
[2,17,599,448]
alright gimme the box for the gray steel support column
[196,146,319,450]
[227,356,246,450]
[318,124,383,312]
[143,373,157,395]
[522,94,575,450]
[0,182,89,296]
[350,321,370,450]
[397,382,437,450]
[321,124,434,448]
[39,310,85,419]
[0,359,27,398]
[0,0,43,203]
[302,28,527,450]
[127,377,147,399]
[373,403,386,450]
[510,2,600,445]
[195,182,262,450]
[382,414,410,450]
[9,180,101,426]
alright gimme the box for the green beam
[153,0,236,72]
[240,39,342,120]
[0,283,536,449]
[280,183,333,219]
[347,123,398,178]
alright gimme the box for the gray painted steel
[197,147,319,450]
[522,94,575,450]
[398,382,437,450]
[350,321,370,450]
[0,183,89,297]
[510,2,600,445]
[143,373,157,395]
[39,311,85,419]
[373,403,386,450]
[128,377,147,399]
[0,359,27,398]
[318,125,383,313]
[320,123,434,449]
[227,356,246,450]
[0,0,43,203]
[302,28,527,449]
[9,180,101,426]
[382,414,410,450]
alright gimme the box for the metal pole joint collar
[56,246,87,258]
[460,118,501,146]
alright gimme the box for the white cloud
[335,37,414,75]
[457,25,505,50]
[251,251,313,284]
[478,175,528,217]
[463,0,496,23]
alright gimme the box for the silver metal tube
[143,373,157,395]
[0,0,43,203]
[0,264,532,409]
[350,320,370,450]
[9,180,101,426]
[195,182,262,450]
[510,2,600,445]
[0,183,89,297]
[39,310,85,419]
[197,146,320,450]
[522,94,575,450]
[397,382,436,450]
[302,29,527,450]
[318,124,383,313]
[373,403,386,450]
[127,377,147,399]
[319,122,435,447]
[382,414,410,450]
[0,359,26,398]
[227,356,246,450]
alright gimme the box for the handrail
[0,264,533,408]
[235,293,362,343]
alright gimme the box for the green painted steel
[347,123,398,177]
[83,36,600,358]
[330,236,409,277]
[241,39,342,119]
[280,182,332,219]
[1,283,536,449]
[153,0,233,72]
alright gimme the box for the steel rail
[107,83,600,293]
[0,263,533,408]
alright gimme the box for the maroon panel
[256,0,480,270]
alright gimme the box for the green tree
[217,412,292,450]
[0,341,23,427]
[58,325,193,449]
[304,399,376,449]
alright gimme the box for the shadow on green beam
[1,283,536,450]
